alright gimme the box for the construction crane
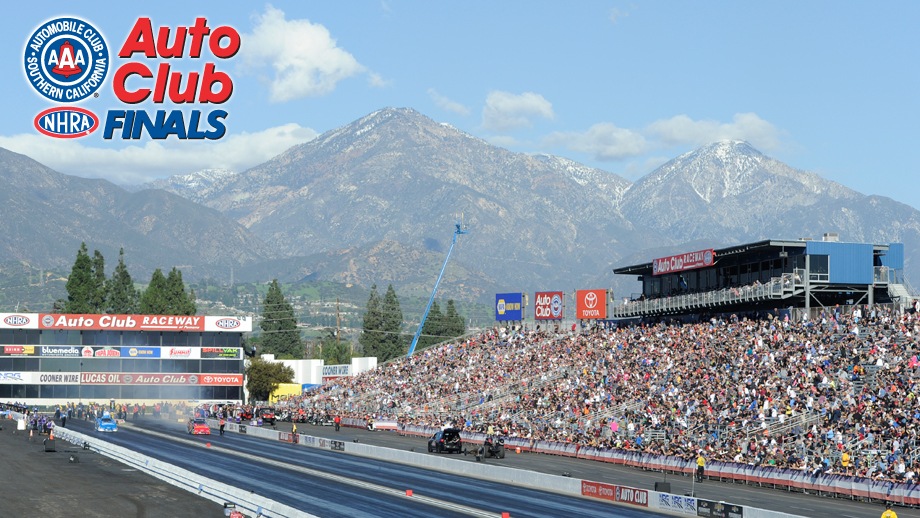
[407,219,468,357]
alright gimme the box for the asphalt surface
[3,413,917,518]
[0,414,226,518]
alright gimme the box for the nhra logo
[34,106,100,138]
[3,315,30,327]
[214,318,241,329]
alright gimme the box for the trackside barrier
[49,425,314,518]
[212,416,806,518]
[243,416,920,506]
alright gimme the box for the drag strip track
[70,418,669,518]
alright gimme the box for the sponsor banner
[81,346,121,358]
[205,316,251,332]
[0,372,80,384]
[615,485,649,507]
[201,347,241,359]
[581,480,618,502]
[0,372,27,384]
[121,346,161,358]
[41,345,82,357]
[0,314,37,329]
[34,313,251,332]
[658,493,697,515]
[80,372,242,386]
[0,345,38,356]
[534,291,564,320]
[322,364,351,378]
[199,374,244,386]
[495,292,524,321]
[653,249,715,276]
[696,499,743,518]
[575,289,607,320]
[163,347,200,360]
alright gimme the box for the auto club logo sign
[24,15,238,140]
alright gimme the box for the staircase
[888,283,914,305]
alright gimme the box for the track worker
[882,502,898,518]
[696,451,706,482]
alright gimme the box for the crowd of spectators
[277,303,920,483]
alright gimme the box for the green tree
[259,279,303,359]
[91,250,108,312]
[139,268,169,314]
[60,242,96,313]
[444,299,466,338]
[106,248,139,314]
[165,267,196,315]
[417,300,444,351]
[358,284,383,357]
[245,357,294,402]
[315,328,352,365]
[378,284,406,361]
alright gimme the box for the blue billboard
[495,292,524,321]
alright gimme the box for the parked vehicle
[427,428,463,454]
[257,407,276,426]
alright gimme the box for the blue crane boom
[407,221,468,357]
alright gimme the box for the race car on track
[187,417,211,435]
[94,413,118,433]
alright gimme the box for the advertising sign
[80,372,242,385]
[534,291,564,320]
[32,313,252,332]
[0,345,38,356]
[41,346,82,357]
[652,249,715,276]
[0,314,37,329]
[322,364,351,378]
[696,499,743,518]
[201,347,242,359]
[121,347,161,358]
[495,292,524,322]
[575,289,607,320]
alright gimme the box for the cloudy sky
[5,2,920,208]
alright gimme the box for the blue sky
[4,2,920,209]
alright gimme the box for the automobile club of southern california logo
[24,17,109,103]
[24,17,109,138]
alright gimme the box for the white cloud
[0,123,318,185]
[647,113,782,150]
[241,6,367,102]
[481,91,554,132]
[544,122,647,161]
[428,89,470,116]
[609,7,631,24]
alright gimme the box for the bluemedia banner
[494,292,523,321]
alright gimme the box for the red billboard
[534,291,564,320]
[575,289,607,319]
[652,249,715,276]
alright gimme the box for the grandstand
[275,234,920,505]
